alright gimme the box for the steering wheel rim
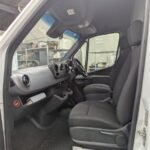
[72,58,87,77]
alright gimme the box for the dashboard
[10,63,71,96]
[10,62,73,120]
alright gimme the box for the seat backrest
[110,36,130,89]
[113,20,143,125]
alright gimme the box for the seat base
[69,101,129,150]
[70,125,129,150]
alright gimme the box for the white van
[0,0,149,150]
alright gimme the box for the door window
[74,33,119,72]
[88,33,119,72]
[87,33,119,72]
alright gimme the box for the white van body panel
[0,0,149,149]
[133,6,150,150]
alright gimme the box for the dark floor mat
[13,116,72,150]
[38,118,72,150]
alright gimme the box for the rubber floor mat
[12,116,72,150]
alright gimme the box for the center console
[34,86,73,128]
[49,62,69,79]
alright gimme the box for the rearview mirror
[47,24,64,38]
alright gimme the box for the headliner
[50,0,134,37]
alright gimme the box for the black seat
[83,36,130,101]
[70,101,121,129]
[69,20,143,150]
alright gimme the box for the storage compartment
[12,93,47,120]
[42,87,73,113]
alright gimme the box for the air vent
[22,75,30,87]
[54,64,59,72]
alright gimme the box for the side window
[88,33,119,72]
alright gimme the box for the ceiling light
[67,9,76,16]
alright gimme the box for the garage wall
[131,0,146,22]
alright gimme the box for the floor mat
[13,115,72,150]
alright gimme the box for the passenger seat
[69,20,143,150]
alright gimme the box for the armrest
[83,84,112,101]
[84,84,111,94]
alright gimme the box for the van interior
[8,0,146,149]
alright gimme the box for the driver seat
[69,20,143,150]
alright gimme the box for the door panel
[88,66,112,76]
[88,75,110,85]
[87,67,112,85]
[75,74,110,89]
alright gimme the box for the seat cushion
[69,101,121,129]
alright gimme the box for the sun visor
[50,0,94,27]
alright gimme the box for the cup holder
[54,93,68,101]
[55,88,73,99]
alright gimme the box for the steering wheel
[72,58,87,77]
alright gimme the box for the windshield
[12,13,79,71]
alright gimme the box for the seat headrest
[127,20,143,46]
